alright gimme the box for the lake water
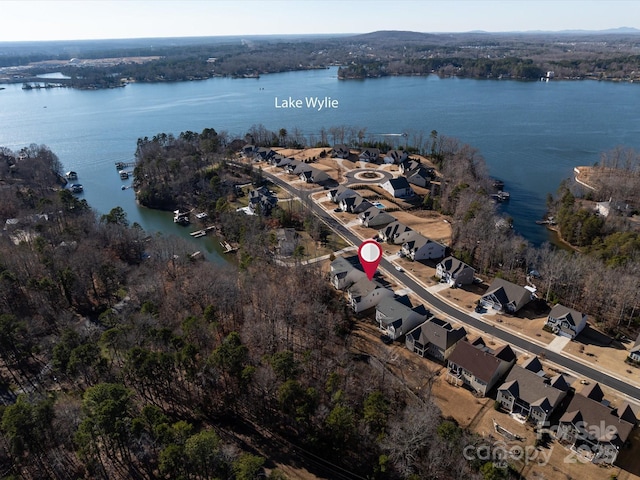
[1,67,639,256]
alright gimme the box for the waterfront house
[436,256,475,286]
[496,357,569,425]
[556,383,636,465]
[359,148,380,163]
[405,317,467,362]
[241,144,257,158]
[271,155,293,168]
[358,206,396,228]
[399,159,421,175]
[480,278,533,314]
[377,220,412,244]
[248,186,278,216]
[330,255,367,290]
[545,304,587,339]
[254,147,276,162]
[381,177,413,198]
[447,338,516,396]
[405,165,433,188]
[376,295,429,341]
[384,149,409,164]
[629,334,640,363]
[347,278,394,313]
[401,233,446,261]
[332,144,351,159]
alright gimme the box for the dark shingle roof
[448,340,507,384]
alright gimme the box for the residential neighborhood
[240,143,640,475]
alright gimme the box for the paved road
[262,167,640,402]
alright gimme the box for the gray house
[359,206,396,228]
[330,255,367,290]
[447,338,517,396]
[376,296,430,341]
[384,150,409,164]
[436,256,475,286]
[327,185,358,203]
[347,278,394,313]
[340,194,374,214]
[545,304,587,339]
[496,357,569,425]
[405,165,433,188]
[480,278,533,314]
[377,220,412,244]
[557,383,637,465]
[332,144,351,159]
[401,234,446,261]
[359,148,380,163]
[405,317,467,361]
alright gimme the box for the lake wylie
[1,67,639,252]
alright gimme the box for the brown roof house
[545,304,587,339]
[447,337,516,396]
[556,383,637,465]
[405,317,467,362]
[496,356,569,425]
[436,256,475,286]
[480,278,534,314]
[376,295,430,341]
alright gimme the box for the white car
[395,266,404,272]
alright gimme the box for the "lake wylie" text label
[274,96,339,111]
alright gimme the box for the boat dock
[220,241,238,253]
[189,226,216,238]
[115,161,136,170]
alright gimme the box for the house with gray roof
[359,148,380,163]
[284,160,303,174]
[248,187,278,215]
[447,338,517,396]
[327,185,358,203]
[358,206,396,228]
[405,317,467,362]
[340,194,373,214]
[436,256,475,286]
[381,177,413,198]
[496,357,569,425]
[405,165,434,188]
[629,333,640,363]
[401,234,446,261]
[377,220,413,244]
[399,159,421,175]
[332,144,351,159]
[384,149,409,165]
[376,295,430,341]
[480,278,533,314]
[329,255,367,290]
[557,383,637,464]
[545,303,587,339]
[347,278,394,313]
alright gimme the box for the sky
[1,0,639,42]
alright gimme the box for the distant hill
[346,30,436,42]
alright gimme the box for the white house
[358,207,396,228]
[545,304,587,339]
[328,185,358,203]
[340,195,374,214]
[377,221,412,244]
[628,333,640,363]
[380,177,413,198]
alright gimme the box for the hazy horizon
[1,0,639,43]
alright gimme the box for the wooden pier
[115,161,136,170]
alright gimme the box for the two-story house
[629,333,640,363]
[447,337,517,396]
[329,255,367,290]
[436,256,475,286]
[401,234,446,261]
[480,278,533,314]
[556,383,636,465]
[358,206,396,229]
[347,278,394,313]
[377,221,412,244]
[376,295,430,341]
[545,303,587,339]
[496,356,569,425]
[380,177,413,198]
[405,317,467,362]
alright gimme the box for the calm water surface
[1,67,639,254]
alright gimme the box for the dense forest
[1,143,519,479]
[2,30,640,88]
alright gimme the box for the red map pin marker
[358,239,383,281]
